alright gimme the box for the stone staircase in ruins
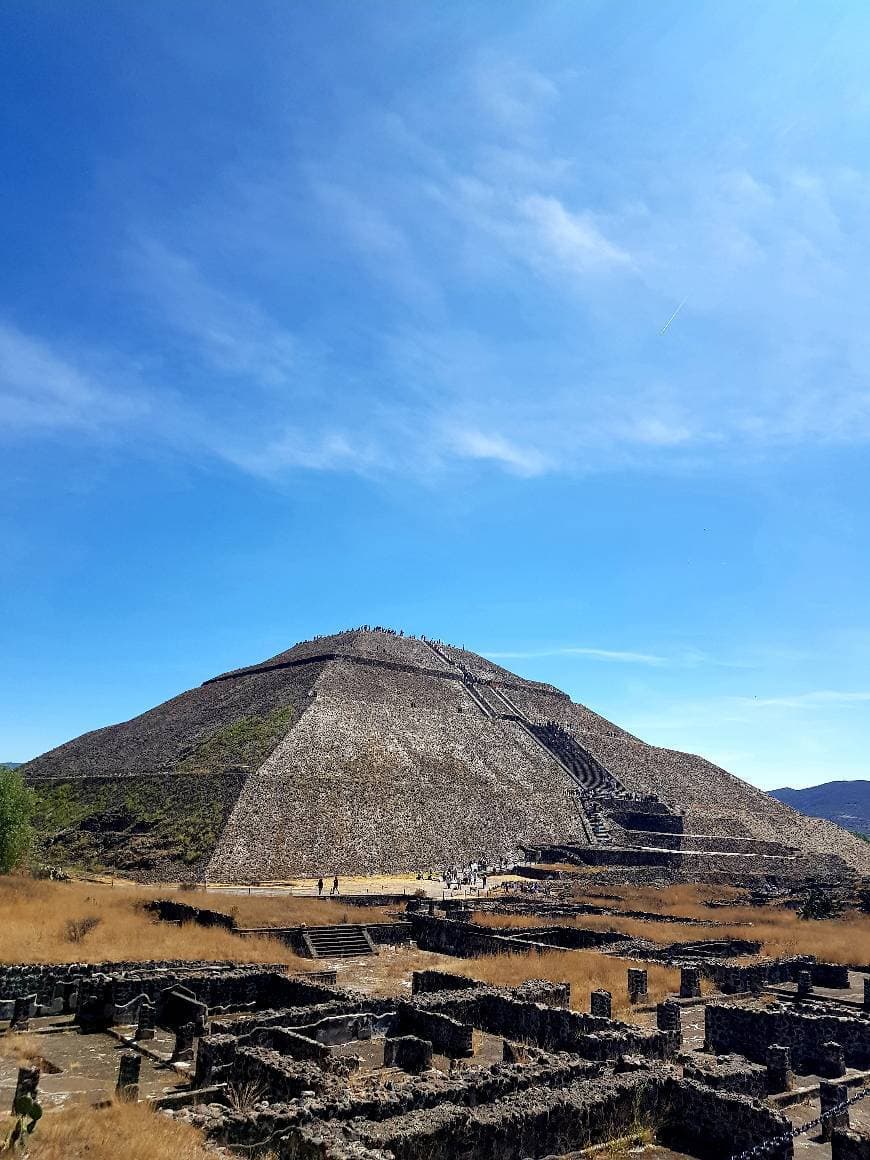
[301,925,376,959]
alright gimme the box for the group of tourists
[316,875,340,897]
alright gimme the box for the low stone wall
[233,1045,333,1100]
[411,970,479,995]
[709,955,815,994]
[814,963,852,988]
[393,1001,474,1057]
[415,985,670,1060]
[682,1052,768,1098]
[408,912,627,958]
[621,831,795,856]
[277,1070,793,1160]
[204,1052,603,1147]
[833,1128,870,1159]
[661,1077,792,1159]
[706,999,870,1072]
[365,922,415,946]
[144,900,236,929]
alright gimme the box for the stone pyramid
[21,628,870,880]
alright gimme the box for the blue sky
[2,1,869,789]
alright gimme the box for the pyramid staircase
[300,925,377,959]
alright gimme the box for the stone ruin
[7,917,870,1160]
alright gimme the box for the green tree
[0,765,33,873]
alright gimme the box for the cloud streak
[485,646,670,665]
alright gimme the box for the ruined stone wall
[286,1070,794,1160]
[706,1000,870,1072]
[412,984,670,1060]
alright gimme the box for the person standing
[331,875,340,896]
[317,877,324,897]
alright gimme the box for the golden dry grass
[496,882,870,965]
[0,876,310,966]
[19,1100,212,1160]
[0,1031,43,1065]
[453,949,679,1017]
[179,888,393,928]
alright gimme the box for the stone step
[302,925,377,959]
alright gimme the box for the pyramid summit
[22,626,870,881]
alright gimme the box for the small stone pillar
[58,981,78,1015]
[820,1040,846,1079]
[115,1051,141,1101]
[171,1020,195,1063]
[656,1000,682,1049]
[627,968,648,1005]
[863,978,870,1011]
[680,967,702,999]
[135,999,155,1041]
[820,1080,849,1142]
[797,969,814,998]
[12,1066,39,1112]
[10,995,34,1032]
[427,901,436,917]
[766,1044,793,1093]
[590,989,612,1019]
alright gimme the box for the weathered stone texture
[20,628,870,879]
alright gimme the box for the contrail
[660,295,688,334]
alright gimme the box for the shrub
[65,916,101,943]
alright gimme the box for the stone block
[820,1040,846,1079]
[627,968,648,1004]
[766,1044,793,1093]
[680,967,702,999]
[116,1051,141,1101]
[821,1080,850,1142]
[383,1035,433,1074]
[590,989,612,1019]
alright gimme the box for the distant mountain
[770,781,870,837]
[1,762,22,769]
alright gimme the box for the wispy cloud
[485,646,669,666]
[520,195,632,273]
[734,690,870,710]
[131,239,302,387]
[0,322,147,434]
[449,429,549,476]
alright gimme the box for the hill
[770,781,870,838]
[19,627,870,880]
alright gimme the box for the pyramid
[21,628,870,880]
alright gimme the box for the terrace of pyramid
[20,627,870,882]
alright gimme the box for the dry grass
[0,1031,43,1065]
[0,876,309,966]
[21,1100,211,1160]
[179,888,394,928]
[327,941,678,1018]
[453,950,679,1018]
[543,883,870,965]
[476,912,583,929]
[479,882,870,968]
